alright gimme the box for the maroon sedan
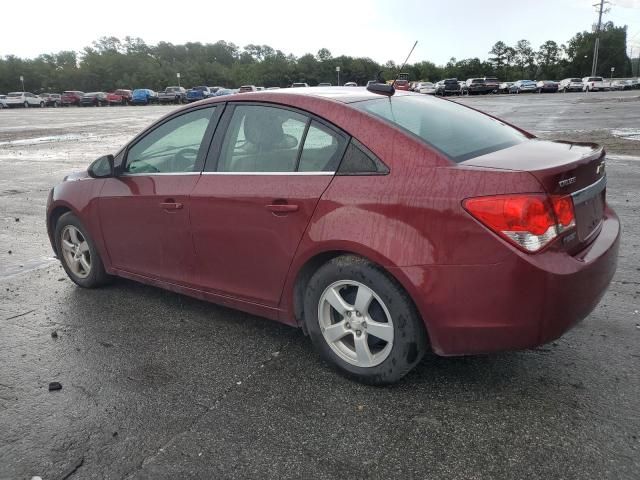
[46,86,620,384]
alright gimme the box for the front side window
[217,106,307,173]
[125,107,216,174]
[353,95,527,162]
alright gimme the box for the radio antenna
[391,41,418,89]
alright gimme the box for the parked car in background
[291,83,310,88]
[483,77,500,93]
[214,88,235,96]
[39,93,61,107]
[131,89,158,105]
[343,82,358,87]
[611,80,633,91]
[0,94,7,109]
[186,86,213,102]
[582,76,608,92]
[466,78,489,95]
[158,86,187,104]
[5,92,44,108]
[498,82,513,94]
[559,78,583,93]
[238,85,258,93]
[458,81,468,94]
[48,88,619,384]
[536,80,559,93]
[61,91,84,107]
[512,80,537,93]
[417,82,436,95]
[435,78,461,96]
[80,92,108,107]
[318,82,332,87]
[393,80,409,90]
[106,89,132,106]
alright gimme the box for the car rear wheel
[303,255,427,385]
[55,212,112,288]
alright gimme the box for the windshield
[352,95,527,162]
[571,78,582,82]
[588,77,603,82]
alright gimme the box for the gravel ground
[0,92,639,480]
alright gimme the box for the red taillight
[463,194,575,253]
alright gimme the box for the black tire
[303,255,427,385]
[54,212,112,288]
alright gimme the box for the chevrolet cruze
[47,86,620,384]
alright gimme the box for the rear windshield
[588,77,603,82]
[571,78,582,82]
[444,79,458,84]
[193,86,207,91]
[352,95,527,162]
[471,79,484,84]
[7,93,22,97]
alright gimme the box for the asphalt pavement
[1,91,639,479]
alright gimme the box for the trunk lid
[463,139,607,251]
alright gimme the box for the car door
[190,103,348,307]
[98,105,220,286]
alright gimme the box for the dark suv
[435,78,461,96]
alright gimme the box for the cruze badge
[596,162,606,175]
[558,177,577,188]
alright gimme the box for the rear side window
[353,95,527,162]
[217,105,307,172]
[298,121,347,172]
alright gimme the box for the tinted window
[298,121,347,172]
[588,77,603,82]
[126,107,215,174]
[217,105,307,172]
[353,95,527,162]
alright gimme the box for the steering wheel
[175,148,199,171]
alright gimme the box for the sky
[1,0,639,65]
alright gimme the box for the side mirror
[88,154,115,178]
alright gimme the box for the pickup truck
[158,86,186,104]
[582,76,610,92]
[107,89,132,105]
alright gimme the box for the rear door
[190,103,348,306]
[98,105,220,285]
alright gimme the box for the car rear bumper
[393,206,620,356]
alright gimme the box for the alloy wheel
[60,225,91,279]
[318,280,394,368]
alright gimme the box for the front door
[98,105,219,285]
[190,104,348,306]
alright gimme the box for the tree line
[0,22,633,94]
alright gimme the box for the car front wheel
[55,212,111,288]
[304,255,427,384]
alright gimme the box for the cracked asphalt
[1,91,639,480]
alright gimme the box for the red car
[61,90,84,107]
[46,87,620,384]
[106,89,132,106]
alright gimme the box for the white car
[5,91,44,108]
[291,83,310,88]
[0,94,8,109]
[582,76,609,92]
[343,82,358,87]
[417,82,436,95]
[559,78,583,93]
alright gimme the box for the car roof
[201,86,415,104]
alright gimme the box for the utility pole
[591,0,609,77]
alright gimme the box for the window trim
[202,101,350,174]
[119,104,223,176]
